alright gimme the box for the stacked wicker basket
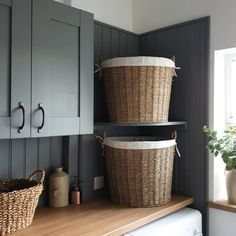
[101,56,177,207]
[102,56,175,123]
[0,170,45,236]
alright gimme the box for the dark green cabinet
[0,0,94,138]
[0,0,31,139]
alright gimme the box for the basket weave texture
[0,170,45,236]
[103,66,173,123]
[104,138,175,207]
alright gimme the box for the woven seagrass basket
[0,170,45,236]
[102,57,176,123]
[103,136,176,207]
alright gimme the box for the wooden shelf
[209,200,236,214]
[95,121,187,129]
[13,195,193,236]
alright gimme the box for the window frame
[225,53,236,125]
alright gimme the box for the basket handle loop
[96,135,105,156]
[28,169,45,185]
[94,63,101,74]
[171,55,176,62]
[171,130,177,140]
[171,131,181,158]
[94,63,103,79]
[96,135,104,144]
[94,56,104,79]
[170,55,181,77]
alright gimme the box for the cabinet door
[31,0,93,137]
[0,0,31,139]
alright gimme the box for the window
[225,54,236,125]
[212,48,236,201]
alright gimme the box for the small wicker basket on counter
[0,170,45,236]
[103,136,176,207]
[102,56,176,123]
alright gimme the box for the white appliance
[125,207,202,236]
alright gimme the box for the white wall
[133,1,236,235]
[209,208,236,236]
[54,0,133,32]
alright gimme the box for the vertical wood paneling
[79,134,96,200]
[127,34,139,56]
[63,136,79,181]
[184,21,209,231]
[38,138,50,206]
[82,21,140,200]
[102,27,112,59]
[94,23,102,64]
[94,21,139,122]
[139,17,209,234]
[11,139,25,178]
[25,138,38,177]
[119,32,127,57]
[50,137,63,169]
[111,29,119,57]
[94,23,106,122]
[0,140,10,178]
[0,136,66,206]
[139,36,147,56]
[147,33,157,56]
[38,138,51,171]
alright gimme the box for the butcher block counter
[13,195,193,236]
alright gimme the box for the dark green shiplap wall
[78,21,140,200]
[0,137,64,206]
[94,21,139,122]
[139,17,210,234]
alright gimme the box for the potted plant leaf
[203,125,236,204]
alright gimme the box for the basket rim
[104,136,176,150]
[0,169,45,197]
[102,56,176,68]
[0,179,43,196]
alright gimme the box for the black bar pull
[38,103,45,133]
[18,102,25,134]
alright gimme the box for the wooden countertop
[13,195,193,236]
[209,200,236,214]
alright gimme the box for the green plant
[203,125,236,171]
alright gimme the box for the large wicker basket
[102,57,176,123]
[0,170,45,236]
[103,136,176,207]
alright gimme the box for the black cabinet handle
[37,103,45,133]
[18,102,25,134]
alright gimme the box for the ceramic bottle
[71,176,81,205]
[49,167,69,207]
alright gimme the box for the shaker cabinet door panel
[32,0,93,137]
[0,0,31,139]
[0,2,11,138]
[49,19,79,119]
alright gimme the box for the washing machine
[124,207,202,236]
